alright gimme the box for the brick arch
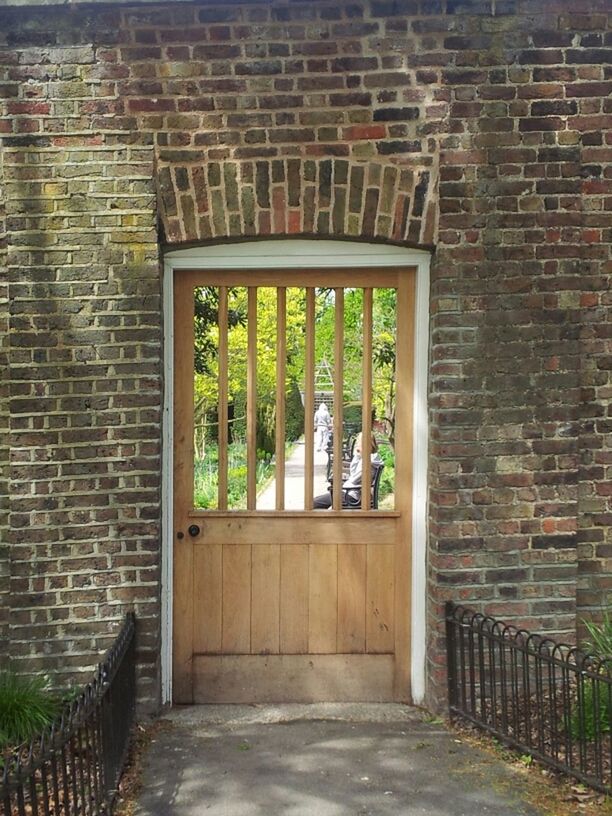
[157,158,437,247]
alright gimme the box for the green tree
[313,287,398,447]
[194,286,308,455]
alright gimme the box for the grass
[0,672,60,750]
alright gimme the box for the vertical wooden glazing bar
[275,287,286,510]
[247,286,257,510]
[218,286,229,510]
[332,287,344,511]
[361,287,373,510]
[304,288,315,510]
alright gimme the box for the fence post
[445,601,458,714]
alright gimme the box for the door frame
[161,239,431,705]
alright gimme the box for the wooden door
[173,269,415,703]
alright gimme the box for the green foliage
[570,605,612,741]
[343,403,363,429]
[570,681,610,741]
[194,442,275,509]
[0,673,59,750]
[194,287,309,455]
[377,442,395,500]
[285,380,305,442]
[256,402,276,458]
[583,605,612,659]
[194,286,245,376]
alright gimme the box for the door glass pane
[193,285,249,509]
[192,283,398,512]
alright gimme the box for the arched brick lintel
[157,158,437,248]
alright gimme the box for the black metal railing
[1,613,136,816]
[446,602,611,793]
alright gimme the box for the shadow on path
[135,705,545,816]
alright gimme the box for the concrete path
[257,437,329,510]
[135,705,545,816]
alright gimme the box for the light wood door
[173,269,415,704]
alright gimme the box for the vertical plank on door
[280,544,309,653]
[366,543,394,654]
[308,543,338,653]
[193,544,222,654]
[251,544,280,654]
[222,544,251,654]
[337,544,366,653]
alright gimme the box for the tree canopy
[193,285,397,453]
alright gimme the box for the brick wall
[0,132,9,656]
[0,0,609,709]
[0,10,162,699]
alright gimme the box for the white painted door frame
[161,239,430,705]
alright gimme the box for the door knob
[188,524,201,537]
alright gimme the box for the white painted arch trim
[162,239,430,705]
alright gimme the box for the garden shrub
[377,442,395,500]
[285,380,305,442]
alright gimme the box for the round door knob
[188,524,201,537]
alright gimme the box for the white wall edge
[161,262,174,705]
[161,239,431,706]
[410,256,430,706]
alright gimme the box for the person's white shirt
[343,451,383,501]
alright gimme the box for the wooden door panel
[366,544,395,654]
[222,544,251,654]
[280,544,309,653]
[251,544,281,655]
[193,654,394,704]
[193,515,398,546]
[337,544,366,653]
[193,544,222,654]
[308,543,338,654]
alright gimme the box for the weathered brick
[0,0,608,718]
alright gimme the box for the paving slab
[135,704,545,816]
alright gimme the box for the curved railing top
[447,602,611,677]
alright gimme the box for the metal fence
[446,602,611,793]
[1,613,136,816]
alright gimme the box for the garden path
[256,437,329,510]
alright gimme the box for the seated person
[313,432,382,509]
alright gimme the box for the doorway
[163,241,430,705]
